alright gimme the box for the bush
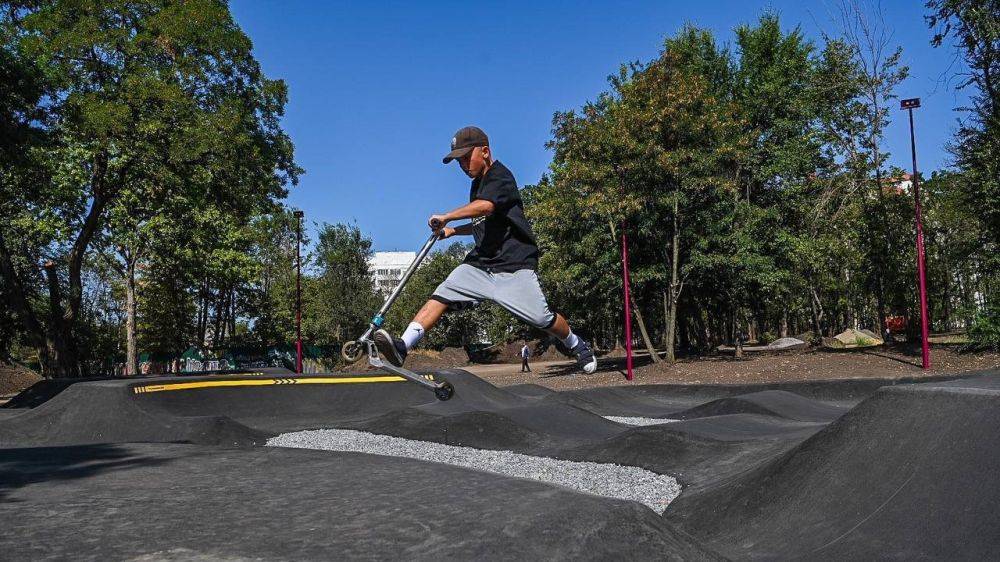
[964,305,1000,352]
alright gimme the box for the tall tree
[927,0,999,293]
[308,223,379,346]
[0,0,299,375]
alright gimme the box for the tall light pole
[294,210,304,374]
[901,97,931,369]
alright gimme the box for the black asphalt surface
[1,367,998,559]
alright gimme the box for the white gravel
[268,429,681,513]
[604,416,680,426]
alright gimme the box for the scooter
[342,231,455,401]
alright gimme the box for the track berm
[2,368,997,559]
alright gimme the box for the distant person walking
[373,126,597,374]
[520,341,531,372]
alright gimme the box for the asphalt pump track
[1,367,999,560]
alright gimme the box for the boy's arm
[451,223,475,236]
[429,199,495,229]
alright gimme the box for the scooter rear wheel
[341,340,365,363]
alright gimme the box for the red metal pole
[908,108,931,369]
[622,224,634,381]
[296,211,303,374]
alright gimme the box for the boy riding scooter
[374,126,598,374]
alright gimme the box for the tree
[245,211,300,347]
[308,223,379,346]
[533,13,905,359]
[832,0,910,336]
[927,0,999,315]
[0,0,299,375]
[538,25,742,361]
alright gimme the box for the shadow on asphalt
[0,444,171,502]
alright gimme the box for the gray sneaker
[571,339,597,374]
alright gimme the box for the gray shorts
[431,264,557,329]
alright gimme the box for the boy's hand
[428,214,449,230]
[436,226,457,240]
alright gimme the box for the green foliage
[965,304,1000,352]
[530,9,994,355]
[2,4,995,372]
[927,0,999,305]
[306,223,379,346]
[0,1,299,374]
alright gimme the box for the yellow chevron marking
[132,376,407,394]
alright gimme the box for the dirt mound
[603,346,628,358]
[405,347,471,369]
[0,364,42,396]
[350,347,472,371]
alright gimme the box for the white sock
[561,331,580,350]
[401,322,425,350]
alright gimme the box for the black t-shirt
[462,160,539,273]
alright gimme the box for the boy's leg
[495,270,597,373]
[374,264,491,367]
[414,299,449,329]
[373,299,446,368]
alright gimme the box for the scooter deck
[368,346,454,401]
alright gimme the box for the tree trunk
[662,291,671,351]
[781,309,789,338]
[125,257,139,377]
[212,289,224,348]
[229,288,237,342]
[43,261,77,376]
[664,191,683,362]
[678,309,691,352]
[630,294,662,363]
[198,277,209,346]
[941,241,951,330]
[0,232,53,375]
[692,305,709,350]
[810,285,824,340]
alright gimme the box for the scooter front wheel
[341,340,365,363]
[434,381,455,401]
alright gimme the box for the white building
[369,251,417,294]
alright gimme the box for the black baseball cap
[443,126,489,163]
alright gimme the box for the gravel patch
[604,416,680,426]
[268,429,681,513]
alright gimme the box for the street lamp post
[294,210,304,374]
[901,97,931,369]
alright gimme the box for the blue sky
[231,1,971,252]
